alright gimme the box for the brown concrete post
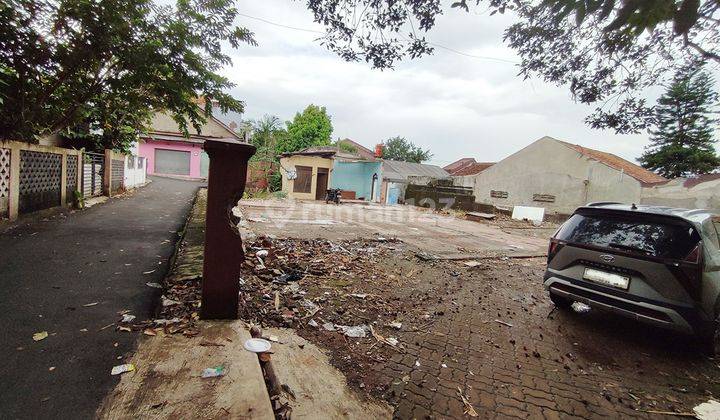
[201,138,256,319]
[103,149,112,196]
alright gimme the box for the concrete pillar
[201,138,256,319]
[104,149,112,196]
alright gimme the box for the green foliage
[0,0,256,152]
[249,115,285,163]
[306,0,720,134]
[381,136,432,163]
[269,171,283,192]
[278,105,333,154]
[335,139,358,154]
[640,66,720,178]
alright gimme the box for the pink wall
[139,139,204,178]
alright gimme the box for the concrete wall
[467,137,643,214]
[280,155,334,200]
[330,161,382,201]
[139,139,204,178]
[150,112,237,139]
[642,178,720,211]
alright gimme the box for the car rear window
[556,212,701,259]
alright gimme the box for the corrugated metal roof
[382,160,449,181]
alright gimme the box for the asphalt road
[0,176,201,419]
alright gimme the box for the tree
[381,136,432,163]
[334,139,359,154]
[278,105,333,154]
[639,66,720,178]
[305,1,720,134]
[0,0,256,152]
[249,115,286,162]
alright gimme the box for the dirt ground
[238,199,720,419]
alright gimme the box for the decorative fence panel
[111,159,125,194]
[66,154,78,204]
[18,150,62,214]
[0,148,10,217]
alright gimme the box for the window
[293,166,312,193]
[490,190,508,199]
[556,212,701,259]
[533,194,556,203]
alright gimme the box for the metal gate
[82,152,104,198]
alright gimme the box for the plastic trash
[695,400,720,420]
[308,319,319,328]
[571,302,591,313]
[256,250,269,258]
[201,366,226,378]
[243,338,272,353]
[111,364,135,375]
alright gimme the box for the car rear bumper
[544,276,697,334]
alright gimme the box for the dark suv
[544,203,720,353]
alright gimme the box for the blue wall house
[330,160,382,201]
[279,146,383,202]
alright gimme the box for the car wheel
[549,292,572,309]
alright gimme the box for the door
[155,149,191,176]
[316,168,329,200]
[200,151,209,178]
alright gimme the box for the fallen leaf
[33,331,48,341]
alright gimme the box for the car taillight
[548,238,563,263]
[684,244,702,264]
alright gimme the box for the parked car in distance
[544,203,720,353]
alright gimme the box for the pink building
[139,111,242,179]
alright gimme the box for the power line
[237,12,325,34]
[236,12,518,64]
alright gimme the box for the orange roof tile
[452,162,495,176]
[558,141,666,185]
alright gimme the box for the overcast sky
[220,0,654,167]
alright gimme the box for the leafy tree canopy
[639,65,719,178]
[306,0,720,133]
[0,0,256,152]
[278,104,333,154]
[249,114,286,162]
[381,136,432,163]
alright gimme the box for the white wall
[467,137,643,214]
[642,178,720,211]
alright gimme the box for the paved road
[0,176,201,419]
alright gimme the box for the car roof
[579,202,717,225]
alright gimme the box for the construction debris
[457,387,479,417]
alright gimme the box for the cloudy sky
[220,0,653,168]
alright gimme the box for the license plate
[583,268,630,289]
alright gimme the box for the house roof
[145,131,240,145]
[452,161,495,176]
[382,160,449,181]
[338,139,375,159]
[281,146,373,160]
[558,140,666,185]
[684,173,720,188]
[443,158,476,174]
